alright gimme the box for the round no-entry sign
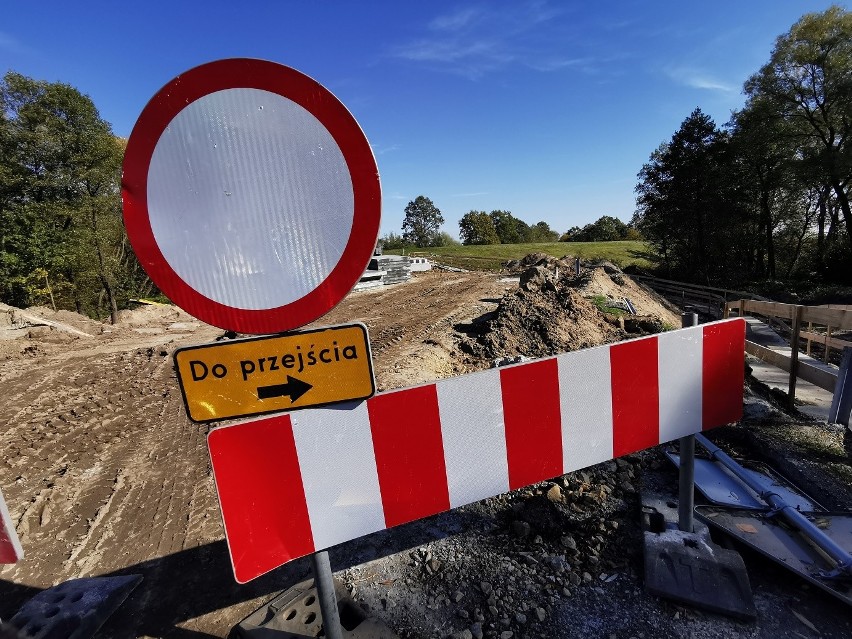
[122,59,381,334]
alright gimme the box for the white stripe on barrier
[657,328,703,440]
[1,486,23,564]
[437,369,509,508]
[293,402,384,550]
[558,344,613,472]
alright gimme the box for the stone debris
[341,454,646,638]
[459,257,680,366]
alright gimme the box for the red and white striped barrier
[1,486,23,564]
[209,318,745,582]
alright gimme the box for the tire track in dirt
[0,344,207,589]
[1,271,517,635]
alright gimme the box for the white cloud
[372,143,400,156]
[429,7,484,32]
[390,1,605,79]
[0,31,31,55]
[664,66,737,93]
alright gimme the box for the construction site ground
[2,262,852,638]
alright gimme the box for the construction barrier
[1,486,23,563]
[209,318,746,583]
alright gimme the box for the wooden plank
[743,299,796,320]
[788,306,803,409]
[636,275,767,301]
[799,329,852,352]
[801,306,852,330]
[728,300,852,330]
[745,340,838,393]
[806,321,813,356]
[825,325,833,364]
[819,304,852,311]
[644,281,727,303]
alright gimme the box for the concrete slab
[743,318,838,422]
[746,354,836,421]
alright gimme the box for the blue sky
[1,1,843,239]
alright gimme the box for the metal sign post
[311,551,344,639]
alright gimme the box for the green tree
[744,6,852,252]
[634,108,737,281]
[459,210,500,245]
[728,98,805,279]
[379,232,409,250]
[489,210,526,243]
[402,195,444,247]
[433,231,461,247]
[527,221,560,243]
[566,215,629,242]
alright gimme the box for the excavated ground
[1,265,851,638]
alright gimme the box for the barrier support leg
[311,551,343,639]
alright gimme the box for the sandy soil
[0,271,516,637]
[1,268,851,638]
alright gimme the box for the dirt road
[0,271,512,637]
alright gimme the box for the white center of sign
[147,88,354,311]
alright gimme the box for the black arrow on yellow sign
[257,376,313,402]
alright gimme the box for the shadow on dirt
[2,508,493,637]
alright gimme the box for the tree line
[633,6,852,286]
[384,195,635,249]
[1,71,150,321]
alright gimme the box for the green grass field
[386,241,653,272]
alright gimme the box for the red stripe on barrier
[368,385,451,528]
[611,337,660,456]
[208,415,315,583]
[702,320,745,428]
[501,358,563,489]
[0,532,19,563]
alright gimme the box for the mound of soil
[461,258,684,363]
[571,268,681,328]
[461,271,621,361]
[23,306,107,336]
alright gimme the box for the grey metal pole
[829,346,852,427]
[678,310,699,532]
[310,551,343,639]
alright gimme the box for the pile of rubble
[339,455,648,639]
[460,260,677,364]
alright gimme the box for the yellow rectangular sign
[174,323,375,423]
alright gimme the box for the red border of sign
[122,59,381,334]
